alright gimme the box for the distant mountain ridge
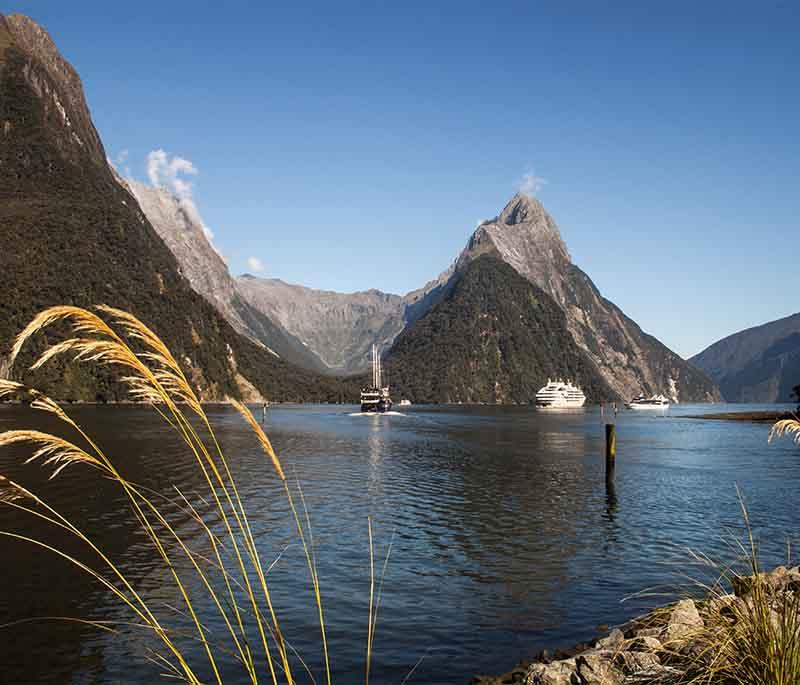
[0,12,354,403]
[236,192,720,402]
[690,312,800,402]
[236,276,407,374]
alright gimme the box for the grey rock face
[125,180,329,373]
[524,659,578,685]
[454,194,721,402]
[615,650,661,674]
[664,599,703,643]
[731,565,800,596]
[457,194,573,307]
[628,636,662,653]
[575,652,624,685]
[596,629,625,650]
[126,180,240,328]
[690,312,800,402]
[236,276,408,374]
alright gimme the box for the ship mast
[372,344,382,388]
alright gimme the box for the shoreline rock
[472,565,800,685]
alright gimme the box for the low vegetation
[0,305,384,683]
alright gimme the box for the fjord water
[0,403,798,684]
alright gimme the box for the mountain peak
[498,192,547,226]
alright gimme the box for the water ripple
[0,403,797,683]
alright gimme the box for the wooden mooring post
[605,422,616,479]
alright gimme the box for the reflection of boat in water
[360,345,392,413]
[535,379,586,409]
[627,394,670,409]
[399,399,412,407]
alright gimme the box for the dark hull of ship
[361,398,393,413]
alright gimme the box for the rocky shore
[473,565,800,685]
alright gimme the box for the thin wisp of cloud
[516,169,546,197]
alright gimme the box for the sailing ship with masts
[360,344,392,413]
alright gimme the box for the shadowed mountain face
[384,256,613,404]
[691,312,800,402]
[0,13,354,402]
[451,194,721,402]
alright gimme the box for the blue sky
[10,1,799,358]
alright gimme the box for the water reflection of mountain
[388,409,603,630]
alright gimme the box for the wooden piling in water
[605,423,616,478]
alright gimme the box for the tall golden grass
[770,416,800,446]
[670,495,800,685]
[0,305,387,684]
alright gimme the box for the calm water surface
[0,403,798,684]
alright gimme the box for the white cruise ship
[535,379,586,408]
[627,394,670,409]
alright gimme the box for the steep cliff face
[0,14,105,168]
[385,256,612,404]
[125,180,330,373]
[237,276,406,374]
[0,13,350,402]
[691,312,800,402]
[452,194,720,402]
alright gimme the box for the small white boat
[627,394,670,410]
[535,379,586,409]
[399,399,412,406]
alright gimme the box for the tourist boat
[360,345,392,413]
[627,394,670,409]
[399,399,412,406]
[535,379,586,408]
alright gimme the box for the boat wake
[348,411,407,417]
